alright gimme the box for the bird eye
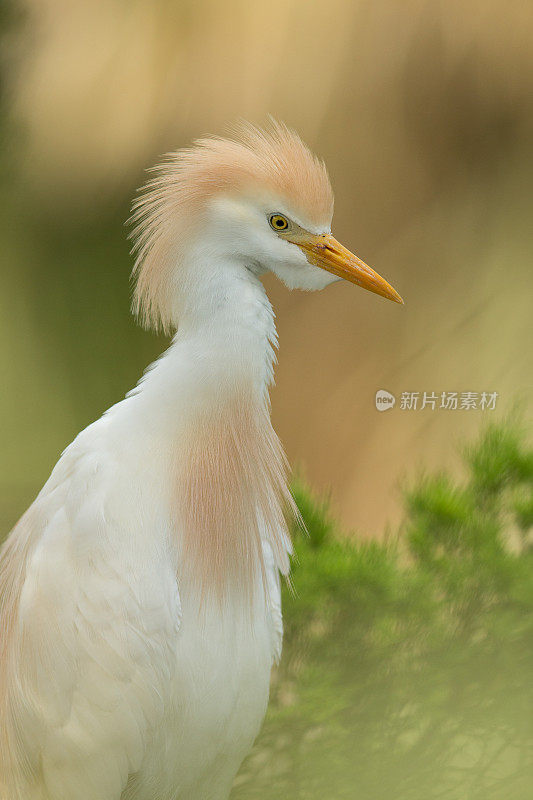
[269,214,289,232]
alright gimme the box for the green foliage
[291,478,335,548]
[233,420,533,800]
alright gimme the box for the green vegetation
[233,420,533,799]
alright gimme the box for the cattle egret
[0,121,402,800]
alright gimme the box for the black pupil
[276,218,284,227]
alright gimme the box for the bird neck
[130,256,293,606]
[135,256,278,422]
[177,257,277,404]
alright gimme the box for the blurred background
[1,0,533,536]
[1,3,533,798]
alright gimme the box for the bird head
[130,120,402,333]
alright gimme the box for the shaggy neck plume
[133,261,295,606]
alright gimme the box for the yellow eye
[269,214,289,231]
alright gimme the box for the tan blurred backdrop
[1,0,532,537]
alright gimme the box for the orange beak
[293,232,403,304]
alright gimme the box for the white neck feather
[135,247,276,412]
[124,249,293,606]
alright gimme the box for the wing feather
[0,437,181,800]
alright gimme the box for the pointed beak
[293,232,403,304]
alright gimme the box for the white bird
[0,121,402,800]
